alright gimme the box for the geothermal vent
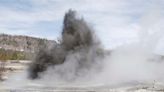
[28,10,104,80]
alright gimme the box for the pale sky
[0,0,164,49]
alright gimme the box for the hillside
[0,34,56,53]
[0,34,56,60]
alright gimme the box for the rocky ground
[0,60,30,80]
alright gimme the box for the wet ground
[1,61,164,92]
[1,83,164,92]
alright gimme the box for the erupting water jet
[28,10,105,80]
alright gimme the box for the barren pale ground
[0,61,164,92]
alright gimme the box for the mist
[94,4,164,86]
[26,7,164,86]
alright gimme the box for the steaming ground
[1,10,164,92]
[96,44,164,86]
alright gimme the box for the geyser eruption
[4,6,164,90]
[62,10,93,50]
[28,10,104,80]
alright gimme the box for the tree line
[0,48,32,61]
